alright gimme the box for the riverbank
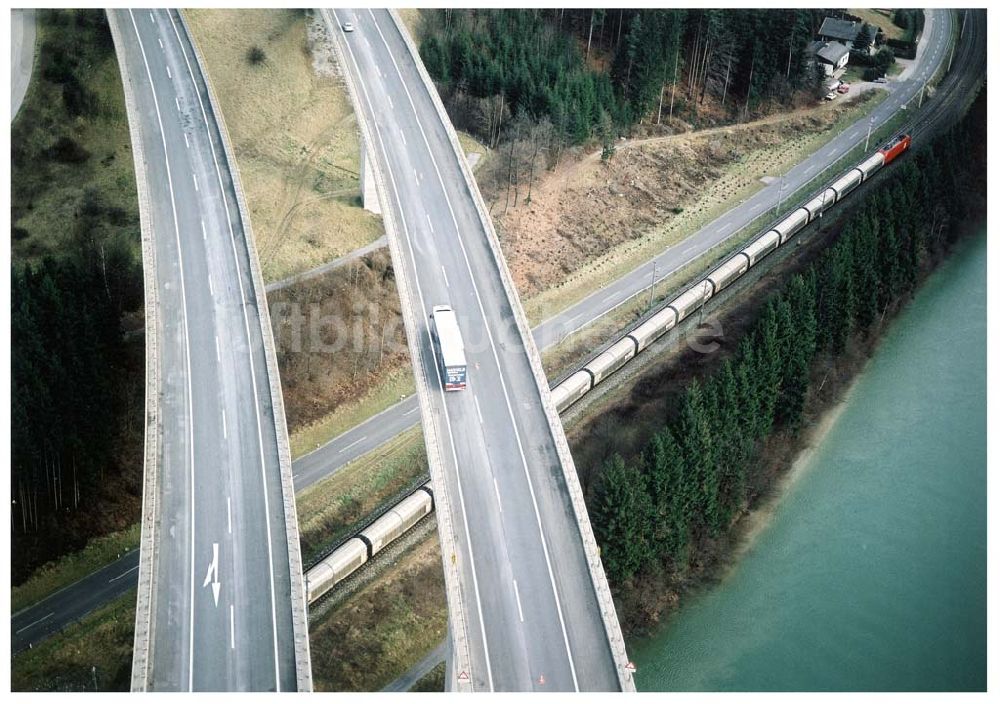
[633,226,986,690]
[609,200,986,637]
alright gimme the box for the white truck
[430,305,467,391]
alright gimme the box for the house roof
[819,17,861,42]
[816,41,850,65]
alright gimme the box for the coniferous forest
[587,88,986,602]
[420,9,828,147]
[11,10,145,583]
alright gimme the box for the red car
[837,83,851,94]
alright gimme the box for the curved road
[12,7,984,670]
[11,8,36,121]
[110,9,306,691]
[329,7,624,691]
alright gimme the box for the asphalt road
[110,9,299,691]
[299,10,957,480]
[328,8,623,691]
[13,6,981,673]
[10,8,36,121]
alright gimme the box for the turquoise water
[633,230,987,691]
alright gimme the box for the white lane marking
[852,131,861,139]
[402,405,418,416]
[215,335,221,362]
[192,172,199,191]
[601,291,617,303]
[201,219,206,240]
[513,579,524,623]
[414,168,420,184]
[826,147,837,157]
[109,565,140,582]
[150,12,155,23]
[227,497,232,534]
[222,409,227,439]
[184,132,190,149]
[441,266,449,288]
[338,14,496,691]
[230,604,235,649]
[168,15,281,672]
[750,203,760,212]
[387,94,394,110]
[158,37,163,50]
[805,165,815,174]
[128,11,198,690]
[493,476,503,513]
[208,273,214,296]
[368,10,580,689]
[338,436,366,454]
[425,213,434,233]
[474,395,484,425]
[399,128,407,146]
[15,612,55,634]
[166,64,171,80]
[175,96,181,112]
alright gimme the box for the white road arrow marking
[202,542,221,607]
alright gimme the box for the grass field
[12,591,136,692]
[851,9,907,42]
[185,9,383,283]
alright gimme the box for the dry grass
[396,8,424,42]
[851,8,906,41]
[309,532,447,692]
[185,9,383,283]
[289,367,415,459]
[268,248,410,441]
[509,91,887,324]
[296,426,426,564]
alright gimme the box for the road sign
[457,670,469,681]
[625,661,637,673]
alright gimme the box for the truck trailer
[430,305,467,391]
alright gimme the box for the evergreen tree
[592,454,656,583]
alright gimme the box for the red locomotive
[878,133,912,165]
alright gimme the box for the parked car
[824,91,838,101]
[874,76,889,84]
[837,83,851,94]
[342,21,354,32]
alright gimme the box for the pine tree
[592,454,656,583]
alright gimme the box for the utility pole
[648,261,657,308]
[864,115,874,152]
[774,172,785,216]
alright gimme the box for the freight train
[303,134,912,602]
[305,483,435,603]
[551,133,912,412]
